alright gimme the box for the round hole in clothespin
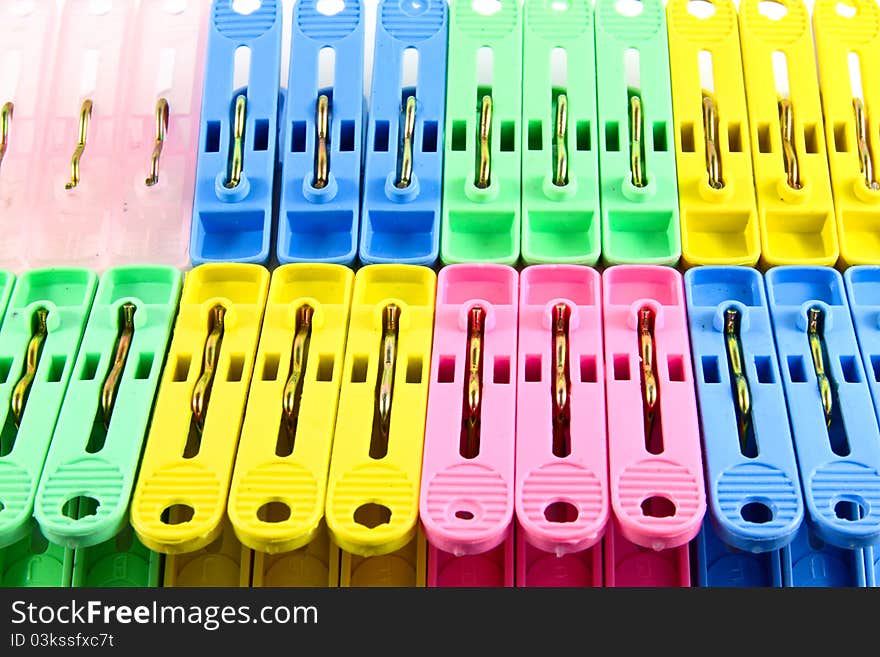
[836,2,857,19]
[686,0,715,19]
[615,0,644,17]
[316,0,345,17]
[232,0,262,15]
[757,1,787,21]
[472,0,502,16]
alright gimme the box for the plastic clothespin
[766,266,880,549]
[71,526,161,587]
[0,1,57,272]
[0,268,98,549]
[739,0,838,266]
[814,0,880,266]
[325,265,435,587]
[228,264,353,560]
[603,521,691,587]
[514,265,608,587]
[441,0,522,265]
[595,0,680,266]
[685,266,803,552]
[163,520,252,587]
[34,266,182,549]
[782,522,868,587]
[667,0,760,267]
[420,264,518,587]
[252,523,339,587]
[130,264,269,554]
[521,0,599,265]
[603,265,705,551]
[105,0,210,269]
[0,526,73,587]
[695,521,783,587]
[360,0,448,266]
[190,0,282,265]
[277,0,365,265]
[26,0,135,270]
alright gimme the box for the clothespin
[163,520,251,587]
[695,521,783,587]
[71,525,161,587]
[360,0,448,266]
[0,526,73,587]
[782,523,868,586]
[603,521,691,587]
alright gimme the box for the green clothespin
[0,526,73,587]
[0,268,97,549]
[72,525,161,587]
[441,0,522,264]
[595,0,680,265]
[34,266,182,549]
[522,0,600,265]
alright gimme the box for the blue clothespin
[685,267,802,552]
[359,0,448,266]
[277,0,365,264]
[766,266,880,549]
[695,522,783,587]
[781,522,868,587]
[190,0,282,264]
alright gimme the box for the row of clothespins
[1,261,879,587]
[6,0,880,271]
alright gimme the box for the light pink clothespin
[104,0,209,269]
[0,1,58,272]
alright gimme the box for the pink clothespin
[0,1,57,272]
[515,265,608,587]
[26,0,135,270]
[420,264,519,587]
[104,0,209,270]
[604,521,691,587]
[603,265,705,550]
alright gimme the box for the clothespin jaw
[28,0,136,270]
[71,525,161,587]
[594,0,680,266]
[360,0,448,266]
[34,266,182,549]
[603,520,691,587]
[738,0,838,267]
[190,0,282,265]
[252,522,340,586]
[163,520,252,587]
[440,0,523,265]
[229,264,353,555]
[766,266,880,549]
[695,521,784,587]
[521,0,600,265]
[277,0,365,265]
[515,265,609,558]
[685,266,803,553]
[603,265,705,551]
[130,264,269,554]
[782,522,869,586]
[326,265,435,557]
[0,268,98,549]
[0,526,74,587]
[667,0,760,267]
[814,0,880,266]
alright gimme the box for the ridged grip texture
[213,0,278,40]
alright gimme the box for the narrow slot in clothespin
[277,0,365,265]
[0,2,57,272]
[361,0,448,266]
[106,0,209,269]
[521,1,600,265]
[667,0,759,266]
[420,265,517,586]
[739,0,837,266]
[814,0,880,265]
[441,0,522,265]
[27,0,135,270]
[326,265,435,567]
[767,266,880,549]
[131,264,269,554]
[34,267,181,549]
[685,266,802,553]
[595,0,680,266]
[515,265,608,583]
[229,264,353,556]
[603,265,705,551]
[0,268,97,549]
[191,0,282,265]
